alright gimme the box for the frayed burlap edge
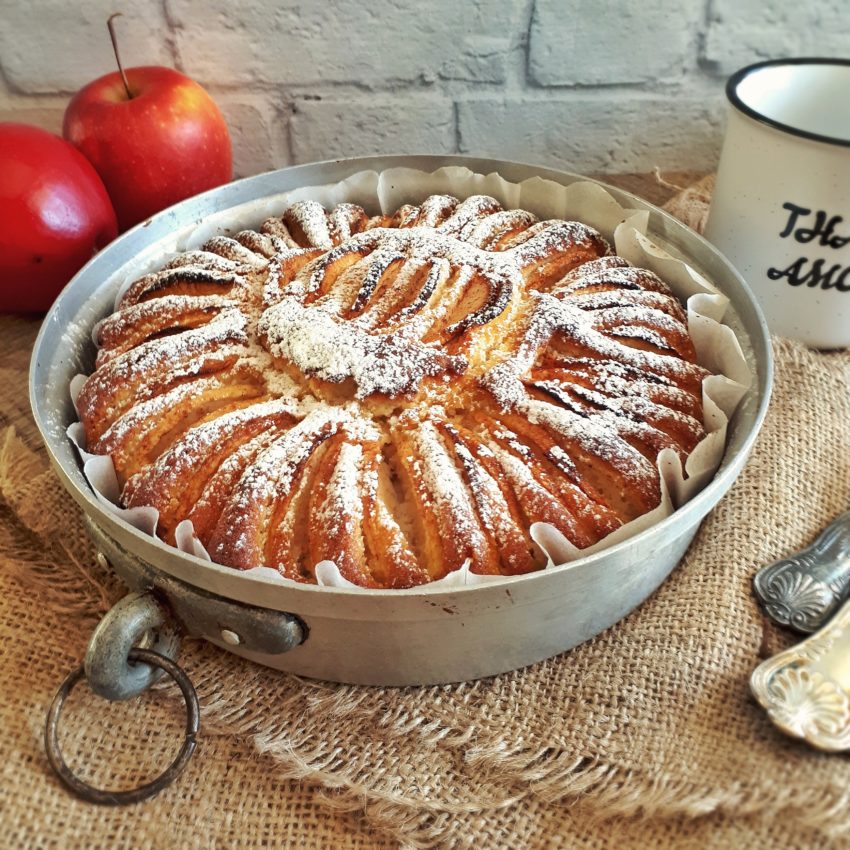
[661,174,715,235]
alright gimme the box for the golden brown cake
[77,193,709,588]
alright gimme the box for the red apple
[63,66,232,231]
[0,123,118,313]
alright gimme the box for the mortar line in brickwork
[521,0,535,86]
[452,101,461,154]
[284,99,296,166]
[193,79,453,96]
[524,77,655,93]
[0,81,78,99]
[160,0,183,72]
[0,64,53,97]
[697,0,721,73]
[197,80,717,105]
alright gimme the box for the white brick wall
[528,0,703,85]
[290,99,456,162]
[704,0,850,73]
[0,0,846,178]
[0,0,173,92]
[458,95,722,172]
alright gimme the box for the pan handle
[44,591,197,804]
[84,590,181,701]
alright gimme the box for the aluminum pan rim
[30,154,773,608]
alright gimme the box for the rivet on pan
[220,629,241,646]
[96,552,109,570]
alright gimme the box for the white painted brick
[0,103,65,135]
[704,0,850,74]
[169,0,517,87]
[213,93,290,178]
[290,98,454,163]
[2,0,842,183]
[458,97,724,173]
[529,0,700,85]
[438,36,511,84]
[0,1,173,93]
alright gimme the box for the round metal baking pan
[30,155,773,686]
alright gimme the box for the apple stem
[107,13,133,100]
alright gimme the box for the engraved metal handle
[752,594,850,752]
[753,510,850,633]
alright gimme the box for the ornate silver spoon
[753,510,850,634]
[751,596,850,752]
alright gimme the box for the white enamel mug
[705,58,850,348]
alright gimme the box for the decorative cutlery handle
[751,594,850,752]
[753,510,850,633]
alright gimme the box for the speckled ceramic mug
[705,58,850,348]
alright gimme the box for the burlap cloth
[3,174,850,849]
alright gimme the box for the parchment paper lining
[68,166,750,590]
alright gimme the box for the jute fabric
[2,175,849,849]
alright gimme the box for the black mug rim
[726,58,850,149]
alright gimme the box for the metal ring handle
[45,648,199,805]
[85,591,180,700]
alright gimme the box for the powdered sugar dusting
[258,221,587,398]
[128,398,298,489]
[260,297,466,397]
[77,189,721,589]
[314,441,365,559]
[283,200,335,249]
[411,420,489,555]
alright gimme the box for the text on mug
[767,202,850,292]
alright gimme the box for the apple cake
[77,193,710,588]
